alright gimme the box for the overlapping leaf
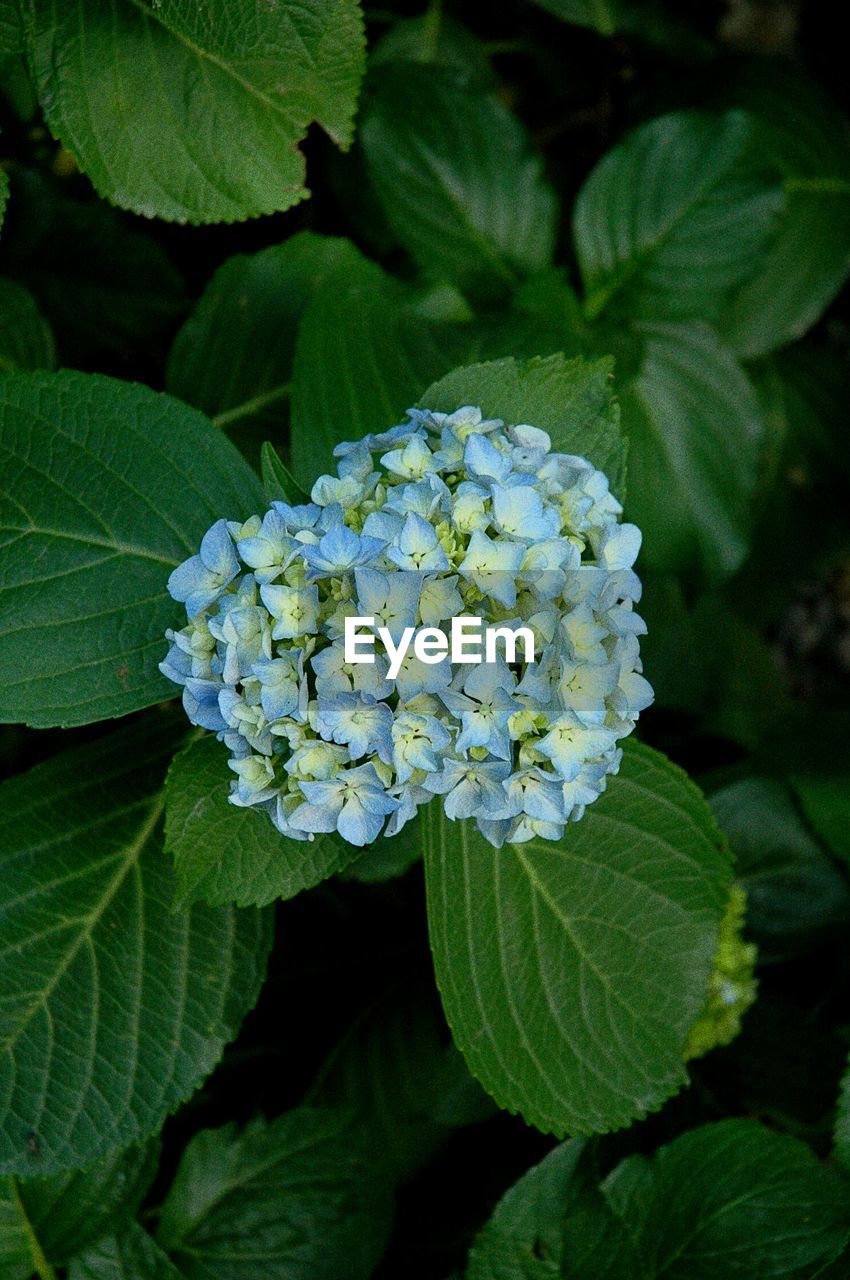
[619,322,764,579]
[0,1139,159,1274]
[21,0,365,223]
[361,63,557,302]
[156,1108,392,1279]
[574,111,782,324]
[0,370,263,727]
[167,234,361,434]
[0,716,273,1175]
[423,741,733,1136]
[165,735,358,909]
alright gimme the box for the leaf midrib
[0,795,164,1056]
[128,0,302,123]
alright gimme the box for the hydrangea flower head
[162,405,653,848]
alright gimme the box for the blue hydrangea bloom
[161,404,653,849]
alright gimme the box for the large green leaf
[289,252,474,488]
[164,735,358,909]
[0,369,263,728]
[619,322,764,579]
[0,1138,159,1273]
[419,352,625,498]
[602,1120,850,1278]
[0,168,8,234]
[720,71,850,357]
[166,234,361,435]
[574,111,782,324]
[0,278,54,372]
[361,63,557,302]
[156,1108,392,1279]
[423,741,733,1136]
[21,0,365,224]
[0,716,273,1176]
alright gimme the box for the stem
[422,0,443,60]
[212,383,290,430]
[10,1180,56,1280]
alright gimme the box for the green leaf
[0,369,263,728]
[0,716,273,1176]
[0,1138,160,1271]
[602,1119,850,1278]
[164,735,358,909]
[466,1141,585,1279]
[418,353,626,498]
[21,0,365,224]
[156,1108,392,1279]
[789,775,850,866]
[720,70,850,358]
[0,278,54,372]
[710,778,849,957]
[361,63,557,302]
[289,251,475,488]
[574,111,782,324]
[311,988,492,1185]
[166,234,360,434]
[0,170,187,362]
[468,1140,645,1279]
[0,168,8,233]
[619,322,764,579]
[260,442,311,506]
[423,740,733,1136]
[69,1222,183,1280]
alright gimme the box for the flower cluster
[161,406,653,848]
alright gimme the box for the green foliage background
[1,1,850,1276]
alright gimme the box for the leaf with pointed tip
[0,278,54,372]
[164,735,357,908]
[0,369,263,728]
[260,442,311,506]
[0,716,273,1176]
[21,0,365,224]
[156,1108,392,1279]
[419,353,626,498]
[423,741,732,1136]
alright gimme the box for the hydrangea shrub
[3,4,849,1276]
